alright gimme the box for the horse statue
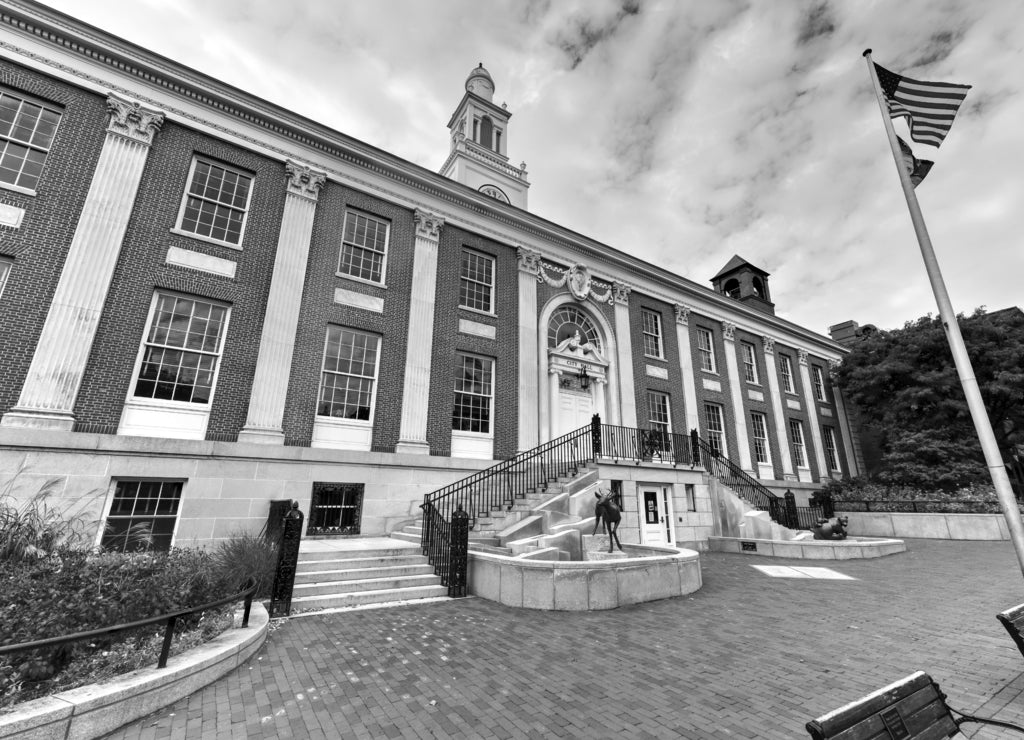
[811,515,849,540]
[593,489,624,553]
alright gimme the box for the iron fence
[595,424,695,466]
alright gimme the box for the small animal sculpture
[811,515,849,540]
[593,489,624,553]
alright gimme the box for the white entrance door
[557,390,593,436]
[640,486,674,545]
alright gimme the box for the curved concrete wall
[839,511,1011,540]
[468,546,701,610]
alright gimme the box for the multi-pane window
[823,426,841,471]
[780,354,795,393]
[750,412,771,465]
[704,403,727,456]
[338,210,389,283]
[697,328,716,373]
[0,90,61,191]
[133,293,228,404]
[459,249,494,312]
[647,391,671,435]
[318,327,380,421]
[789,419,807,468]
[741,342,759,384]
[813,365,827,402]
[177,158,252,245]
[453,354,493,434]
[101,480,183,553]
[0,258,10,298]
[685,483,696,512]
[642,309,663,358]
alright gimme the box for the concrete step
[297,545,421,562]
[294,573,441,597]
[290,584,450,611]
[294,563,434,584]
[296,554,426,572]
[390,531,421,544]
[470,543,512,556]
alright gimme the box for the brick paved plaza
[106,540,1024,739]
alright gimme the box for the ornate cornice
[674,304,690,326]
[284,160,326,201]
[721,321,736,341]
[762,335,776,355]
[105,93,163,145]
[414,209,445,241]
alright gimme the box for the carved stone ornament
[762,335,776,354]
[674,304,690,326]
[106,94,164,145]
[721,321,736,341]
[798,349,809,366]
[566,264,592,301]
[612,281,631,305]
[535,259,618,304]
[414,209,445,241]
[285,160,326,200]
[517,247,542,275]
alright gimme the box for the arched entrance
[537,301,618,441]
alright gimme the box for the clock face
[480,185,510,203]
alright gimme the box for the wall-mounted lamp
[578,365,591,390]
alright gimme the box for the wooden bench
[806,671,959,739]
[998,602,1024,659]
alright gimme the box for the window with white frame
[317,327,380,421]
[789,419,807,468]
[338,209,390,283]
[704,403,727,456]
[780,354,795,393]
[823,426,841,471]
[647,391,671,435]
[101,480,183,553]
[176,157,252,246]
[132,293,228,404]
[642,309,663,359]
[685,483,696,512]
[813,365,827,402]
[0,258,11,298]
[741,342,759,384]
[697,327,716,373]
[0,89,61,192]
[453,353,493,434]
[459,248,494,313]
[750,412,771,465]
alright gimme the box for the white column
[517,248,540,452]
[612,282,636,428]
[593,378,607,421]
[799,349,830,480]
[396,210,445,453]
[548,367,561,440]
[830,359,860,477]
[2,95,164,430]
[238,162,326,444]
[762,335,795,479]
[674,304,700,434]
[721,321,753,473]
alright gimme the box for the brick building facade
[0,1,859,550]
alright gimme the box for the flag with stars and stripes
[897,136,933,187]
[874,63,970,147]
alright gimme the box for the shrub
[0,475,95,562]
[212,531,278,599]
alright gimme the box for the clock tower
[440,63,530,209]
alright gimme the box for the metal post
[448,505,470,597]
[784,490,799,530]
[158,615,176,668]
[591,413,602,459]
[269,501,303,618]
[690,429,700,467]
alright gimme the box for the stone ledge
[0,602,269,740]
[707,535,906,559]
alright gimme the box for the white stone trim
[459,318,496,339]
[702,378,722,392]
[334,288,384,313]
[645,364,668,380]
[311,417,373,451]
[165,246,237,278]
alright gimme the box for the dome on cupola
[465,62,495,101]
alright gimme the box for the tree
[833,307,1024,491]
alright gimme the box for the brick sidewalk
[105,540,1024,739]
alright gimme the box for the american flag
[874,63,970,147]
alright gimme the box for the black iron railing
[421,423,595,595]
[0,578,256,674]
[596,424,695,466]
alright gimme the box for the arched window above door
[548,306,602,352]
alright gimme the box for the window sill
[700,369,719,376]
[644,354,666,362]
[169,227,243,251]
[0,181,36,197]
[315,415,373,428]
[336,272,387,290]
[459,305,496,318]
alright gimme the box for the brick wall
[628,293,686,433]
[733,326,778,474]
[0,63,106,414]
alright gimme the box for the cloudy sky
[37,0,1021,336]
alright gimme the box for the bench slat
[997,602,1024,660]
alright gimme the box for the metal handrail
[0,577,257,669]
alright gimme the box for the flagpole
[864,49,1024,579]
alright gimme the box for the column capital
[517,246,542,275]
[106,94,164,145]
[762,335,776,354]
[285,160,327,201]
[721,320,736,341]
[612,281,631,305]
[414,209,445,241]
[674,303,690,326]
[828,358,841,372]
[798,348,809,366]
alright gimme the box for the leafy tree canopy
[833,307,1024,490]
